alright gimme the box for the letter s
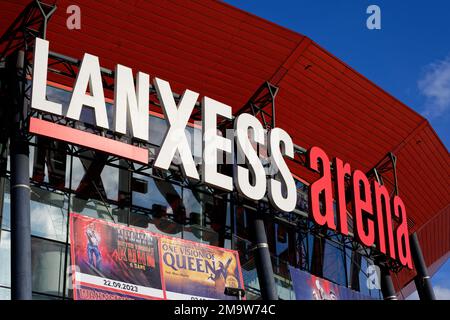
[234,113,267,201]
[267,128,297,212]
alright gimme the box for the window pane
[345,246,353,289]
[186,126,202,161]
[0,287,10,300]
[149,116,167,147]
[182,224,219,246]
[183,188,202,224]
[358,257,382,298]
[129,211,182,238]
[30,187,68,242]
[234,206,251,241]
[182,189,226,246]
[31,137,70,190]
[233,235,260,299]
[100,163,119,201]
[295,180,309,213]
[46,86,71,114]
[132,175,183,236]
[45,85,114,129]
[323,240,347,287]
[71,196,119,223]
[31,237,66,297]
[273,260,295,300]
[132,175,182,213]
[0,231,10,287]
[71,154,120,202]
[1,179,10,230]
[1,181,68,241]
[32,293,62,300]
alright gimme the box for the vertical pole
[252,214,278,300]
[117,159,131,225]
[410,232,436,300]
[349,251,361,291]
[311,235,324,277]
[0,176,4,238]
[378,263,397,300]
[8,50,32,300]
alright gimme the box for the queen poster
[159,237,245,300]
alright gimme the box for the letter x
[153,78,199,180]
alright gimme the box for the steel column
[410,232,436,300]
[378,263,397,300]
[251,214,278,300]
[8,51,32,300]
[349,251,361,291]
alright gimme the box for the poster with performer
[159,237,245,300]
[70,213,245,300]
[289,266,374,300]
[70,213,164,300]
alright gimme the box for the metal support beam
[311,234,324,277]
[8,51,32,300]
[410,232,436,300]
[349,251,361,291]
[367,152,399,198]
[251,214,278,300]
[230,82,279,300]
[378,262,397,300]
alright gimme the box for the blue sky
[224,0,449,299]
[224,0,450,149]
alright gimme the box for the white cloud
[406,290,419,300]
[418,56,450,118]
[435,286,450,300]
[406,286,450,300]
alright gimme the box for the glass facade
[0,84,382,300]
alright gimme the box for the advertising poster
[288,266,374,300]
[160,237,245,300]
[70,213,164,300]
[70,213,245,300]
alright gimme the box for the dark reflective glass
[295,180,309,213]
[233,235,260,299]
[322,240,347,287]
[31,237,66,297]
[71,196,119,224]
[0,232,71,298]
[1,180,68,242]
[149,116,167,147]
[132,174,183,237]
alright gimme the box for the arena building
[0,0,448,300]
